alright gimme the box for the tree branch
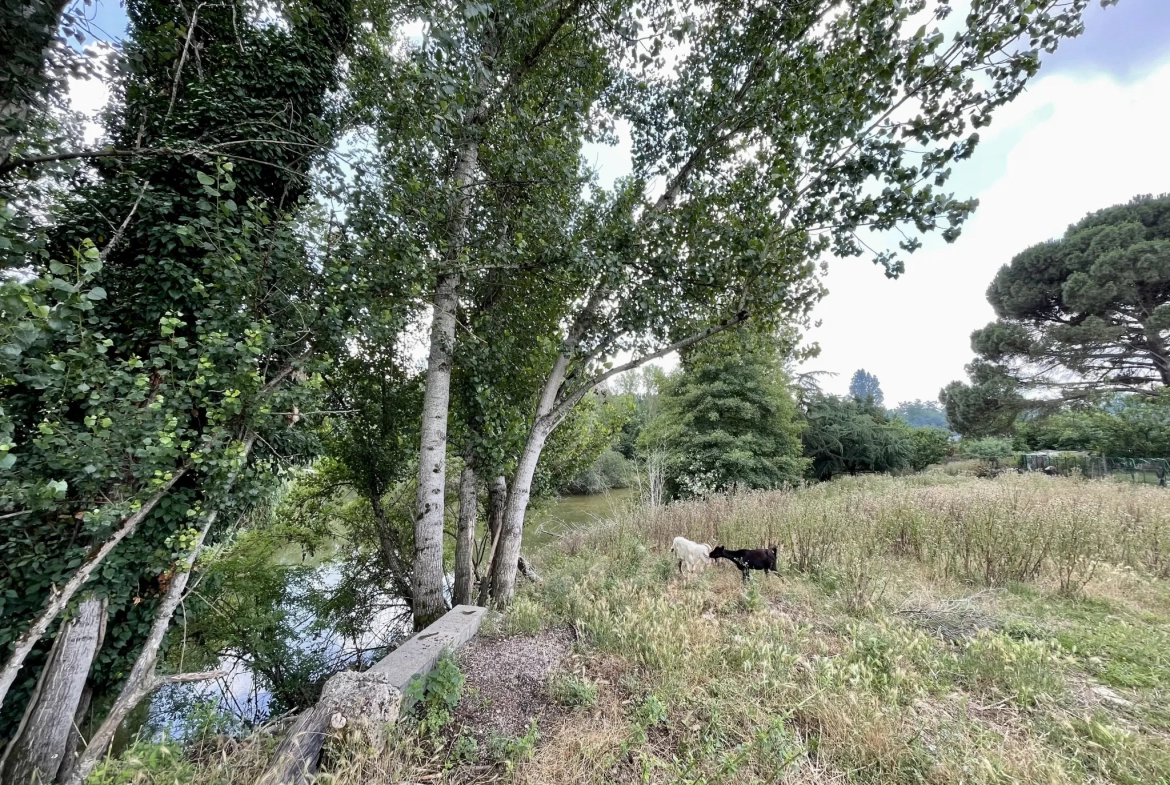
[547,308,750,426]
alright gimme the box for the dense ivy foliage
[0,0,356,737]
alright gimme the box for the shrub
[402,652,465,736]
[908,426,953,471]
[960,437,1015,467]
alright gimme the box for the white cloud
[797,58,1170,406]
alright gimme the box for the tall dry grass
[614,473,1170,595]
[96,474,1170,784]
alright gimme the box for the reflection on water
[147,558,415,737]
[524,487,636,549]
[148,489,636,736]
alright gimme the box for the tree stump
[256,670,401,785]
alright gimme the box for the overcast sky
[795,0,1170,406]
[74,1,1170,405]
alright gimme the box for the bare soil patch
[452,627,574,746]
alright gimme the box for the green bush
[908,427,952,471]
[960,437,1015,467]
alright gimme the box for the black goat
[709,546,779,582]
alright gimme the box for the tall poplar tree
[488,0,1098,605]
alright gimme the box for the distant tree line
[580,333,955,498]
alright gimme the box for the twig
[166,4,205,122]
[99,180,148,263]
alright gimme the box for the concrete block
[370,604,487,692]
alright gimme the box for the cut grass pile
[92,474,1170,784]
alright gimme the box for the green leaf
[196,171,215,186]
[86,287,107,300]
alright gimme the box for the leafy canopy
[890,399,949,430]
[643,328,807,498]
[801,395,912,481]
[849,369,884,407]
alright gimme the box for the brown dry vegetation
[92,474,1170,784]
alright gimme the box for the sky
[793,0,1170,406]
[69,0,1170,404]
[582,0,1170,405]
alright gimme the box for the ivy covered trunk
[476,475,507,606]
[0,0,355,744]
[0,595,105,784]
[67,502,232,785]
[0,0,69,166]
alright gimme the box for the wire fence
[1019,453,1169,487]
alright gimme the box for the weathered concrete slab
[370,604,487,692]
[257,605,488,785]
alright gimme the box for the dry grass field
[93,474,1170,785]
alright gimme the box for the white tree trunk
[0,595,106,785]
[491,423,554,608]
[453,464,478,607]
[0,468,187,712]
[66,510,222,785]
[412,137,478,630]
[412,271,460,629]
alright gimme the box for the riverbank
[90,474,1170,784]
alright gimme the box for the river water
[143,488,635,738]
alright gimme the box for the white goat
[670,536,712,575]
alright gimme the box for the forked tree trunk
[66,511,224,785]
[453,464,478,606]
[489,307,751,607]
[0,595,106,785]
[412,137,479,630]
[476,475,507,606]
[0,467,188,712]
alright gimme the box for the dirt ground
[451,626,575,749]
